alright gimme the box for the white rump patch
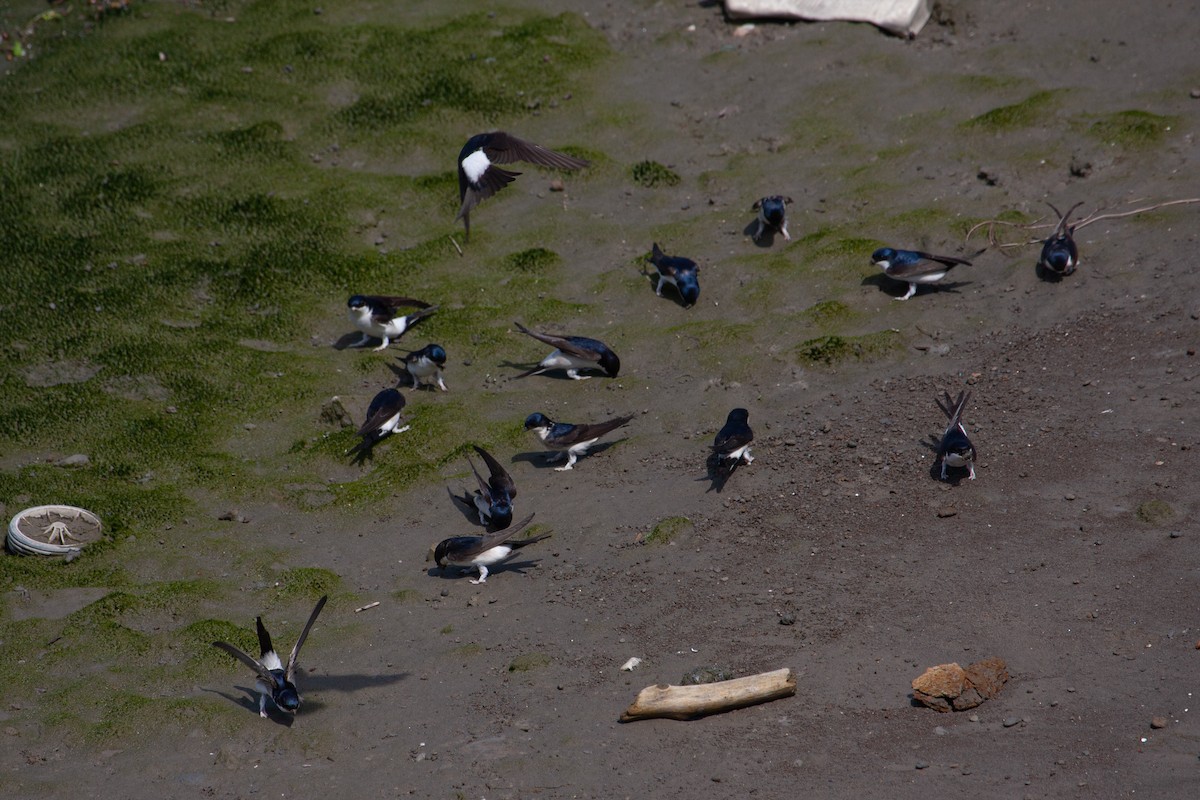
[462,149,491,184]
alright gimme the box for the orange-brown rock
[912,657,1009,712]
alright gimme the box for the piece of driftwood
[619,667,795,722]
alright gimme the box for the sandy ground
[6,1,1200,798]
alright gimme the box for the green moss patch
[644,516,691,545]
[1135,499,1175,525]
[802,300,853,327]
[1086,110,1178,148]
[631,160,680,188]
[504,247,561,274]
[508,652,552,672]
[796,331,902,366]
[276,567,340,599]
[963,91,1059,131]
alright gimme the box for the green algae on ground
[1135,499,1175,525]
[802,300,853,327]
[1085,110,1178,148]
[797,330,902,366]
[644,516,691,545]
[508,652,552,672]
[452,643,484,657]
[963,91,1059,131]
[276,567,340,599]
[503,247,561,274]
[631,160,681,187]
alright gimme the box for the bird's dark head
[871,248,895,265]
[524,412,551,431]
[678,276,700,308]
[599,350,621,378]
[490,500,513,530]
[347,295,368,310]
[432,539,451,568]
[426,344,447,366]
[276,685,301,713]
[727,407,750,425]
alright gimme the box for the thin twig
[965,197,1200,250]
[448,235,463,257]
[354,601,380,613]
[1073,197,1200,230]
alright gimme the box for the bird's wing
[713,425,753,455]
[474,445,516,499]
[466,453,493,503]
[912,251,976,268]
[513,321,570,350]
[212,641,277,685]
[564,415,634,443]
[485,132,589,171]
[357,389,405,436]
[285,595,329,682]
[452,513,536,558]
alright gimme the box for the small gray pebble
[1003,717,1020,728]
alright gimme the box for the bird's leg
[395,424,411,435]
[470,565,489,584]
[940,461,949,481]
[967,464,976,480]
[742,448,754,465]
[554,450,578,471]
[371,336,391,352]
[259,693,269,718]
[436,375,448,392]
[897,283,917,301]
[780,223,791,241]
[752,219,765,242]
[353,333,373,348]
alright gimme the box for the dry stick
[1073,197,1200,230]
[449,235,463,257]
[619,667,795,722]
[967,198,1200,250]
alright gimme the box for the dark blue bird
[401,343,448,392]
[712,407,755,478]
[647,243,701,307]
[346,295,437,351]
[465,445,517,530]
[432,513,551,584]
[1038,202,1083,277]
[751,196,794,242]
[349,387,408,456]
[456,131,589,241]
[524,411,634,471]
[512,321,620,380]
[212,595,328,719]
[935,391,976,481]
[871,247,979,300]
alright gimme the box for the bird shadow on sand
[741,219,777,248]
[1035,261,1068,282]
[426,558,544,582]
[637,265,691,309]
[861,273,969,299]
[499,360,604,381]
[333,332,373,351]
[348,439,384,466]
[700,452,740,494]
[445,488,486,526]
[304,671,410,694]
[200,686,296,726]
[511,440,624,470]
